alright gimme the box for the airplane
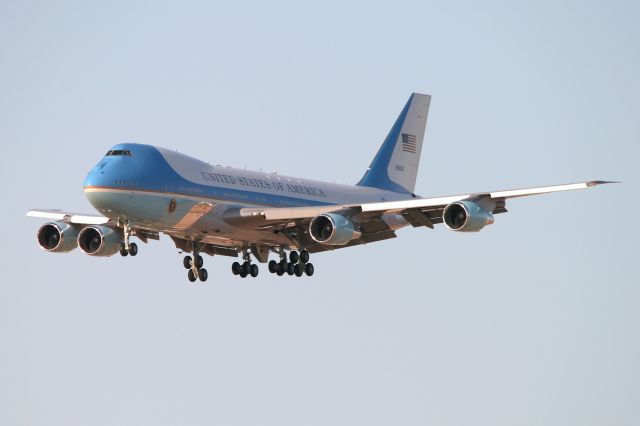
[28,93,614,282]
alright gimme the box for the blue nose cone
[83,158,109,187]
[83,144,143,189]
[83,144,144,214]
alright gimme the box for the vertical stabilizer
[357,93,431,194]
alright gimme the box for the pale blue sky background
[1,1,638,425]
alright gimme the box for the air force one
[28,93,613,281]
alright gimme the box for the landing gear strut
[119,221,138,257]
[232,248,259,278]
[183,244,207,282]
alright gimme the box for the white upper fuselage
[80,143,414,247]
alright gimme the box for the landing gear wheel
[287,262,295,275]
[294,264,303,277]
[289,251,299,263]
[183,256,192,269]
[129,242,138,256]
[300,250,310,264]
[199,268,208,282]
[276,262,285,276]
[239,262,250,278]
[232,261,241,275]
[120,244,128,257]
[194,254,203,269]
[250,264,259,277]
[268,260,278,273]
[304,263,314,276]
[187,269,197,282]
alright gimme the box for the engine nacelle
[443,200,494,232]
[309,213,361,245]
[37,222,80,252]
[78,225,123,256]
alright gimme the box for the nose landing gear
[119,221,138,257]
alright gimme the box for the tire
[268,260,278,273]
[195,254,203,269]
[232,262,241,275]
[183,256,192,269]
[300,250,310,264]
[199,268,208,282]
[239,268,248,278]
[287,262,295,275]
[276,262,285,276]
[129,243,138,256]
[289,251,299,263]
[187,269,197,282]
[304,263,314,276]
[294,264,303,277]
[120,244,128,257]
[250,264,259,277]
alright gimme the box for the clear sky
[1,1,638,425]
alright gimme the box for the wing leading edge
[237,180,616,225]
[27,209,110,225]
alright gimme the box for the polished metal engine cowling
[77,225,123,256]
[443,200,494,232]
[37,222,80,253]
[309,213,361,245]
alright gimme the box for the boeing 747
[28,93,613,281]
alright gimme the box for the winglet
[586,180,620,187]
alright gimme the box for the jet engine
[443,200,494,232]
[77,225,123,256]
[309,213,361,245]
[37,222,80,253]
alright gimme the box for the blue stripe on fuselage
[83,143,336,208]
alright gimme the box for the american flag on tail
[401,133,417,153]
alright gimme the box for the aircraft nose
[83,159,109,188]
[83,161,110,212]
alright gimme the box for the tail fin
[357,93,431,195]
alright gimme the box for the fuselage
[29,93,611,282]
[82,143,413,246]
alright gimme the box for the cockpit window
[105,150,133,157]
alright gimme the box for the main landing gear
[183,246,208,282]
[231,248,259,278]
[176,244,314,281]
[119,221,138,257]
[268,250,314,278]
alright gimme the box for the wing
[27,209,160,243]
[226,180,616,252]
[27,209,110,225]
[356,180,617,224]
